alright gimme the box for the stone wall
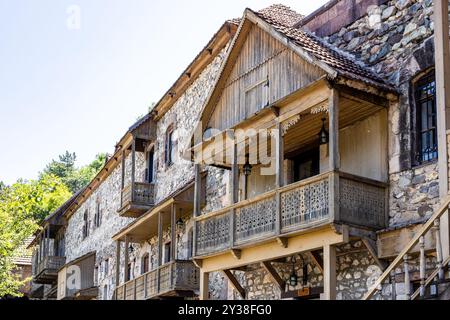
[322,0,444,227]
[219,241,381,300]
[154,46,229,203]
[65,152,144,300]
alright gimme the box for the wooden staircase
[363,195,450,300]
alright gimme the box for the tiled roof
[257,4,304,28]
[13,237,33,266]
[252,7,395,92]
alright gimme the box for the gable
[206,23,326,132]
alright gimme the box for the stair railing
[363,195,450,300]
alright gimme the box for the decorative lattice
[234,196,277,244]
[281,178,329,231]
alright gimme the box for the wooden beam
[193,259,203,268]
[362,238,387,270]
[309,250,323,274]
[115,241,121,287]
[434,0,450,259]
[276,237,288,248]
[124,235,129,282]
[157,212,163,267]
[328,88,340,170]
[170,203,176,262]
[231,249,241,260]
[261,261,285,291]
[131,139,136,202]
[323,244,336,300]
[223,270,245,299]
[199,271,209,300]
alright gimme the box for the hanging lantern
[243,160,252,176]
[289,256,298,287]
[176,217,184,230]
[318,118,329,145]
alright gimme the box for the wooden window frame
[164,125,175,167]
[82,210,89,239]
[412,69,438,166]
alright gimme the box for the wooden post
[199,271,209,300]
[115,240,121,289]
[323,244,336,300]
[131,139,136,202]
[390,270,396,300]
[328,88,340,171]
[170,204,176,262]
[120,150,125,207]
[157,211,163,292]
[419,236,426,298]
[230,142,238,248]
[193,164,201,257]
[434,0,450,259]
[434,219,445,281]
[275,121,284,235]
[124,235,129,282]
[404,255,411,300]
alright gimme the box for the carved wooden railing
[363,195,450,300]
[121,182,155,207]
[115,260,199,300]
[33,255,66,278]
[195,171,387,257]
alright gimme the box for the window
[145,149,154,183]
[94,201,102,228]
[164,126,175,166]
[141,253,149,274]
[82,210,89,239]
[415,71,437,164]
[104,258,109,276]
[164,242,171,264]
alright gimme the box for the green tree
[42,152,107,193]
[0,174,71,297]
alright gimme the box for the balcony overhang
[113,175,206,243]
[187,78,390,168]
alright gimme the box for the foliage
[42,152,107,193]
[0,151,106,297]
[0,174,71,297]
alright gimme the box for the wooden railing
[195,171,387,257]
[33,255,66,278]
[363,195,450,300]
[121,182,154,207]
[115,260,199,300]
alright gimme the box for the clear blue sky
[0,0,328,185]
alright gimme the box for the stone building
[29,1,450,300]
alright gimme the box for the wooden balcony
[57,252,98,300]
[32,255,66,284]
[195,171,387,257]
[115,260,199,300]
[118,182,155,218]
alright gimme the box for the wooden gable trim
[191,10,339,148]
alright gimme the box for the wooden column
[120,150,125,207]
[434,0,450,259]
[230,142,239,248]
[170,204,176,262]
[275,121,284,188]
[199,271,210,300]
[131,139,136,202]
[275,121,284,235]
[323,244,337,300]
[157,211,163,292]
[193,164,201,257]
[124,235,129,282]
[115,241,121,288]
[328,88,340,171]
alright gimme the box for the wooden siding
[206,24,326,131]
